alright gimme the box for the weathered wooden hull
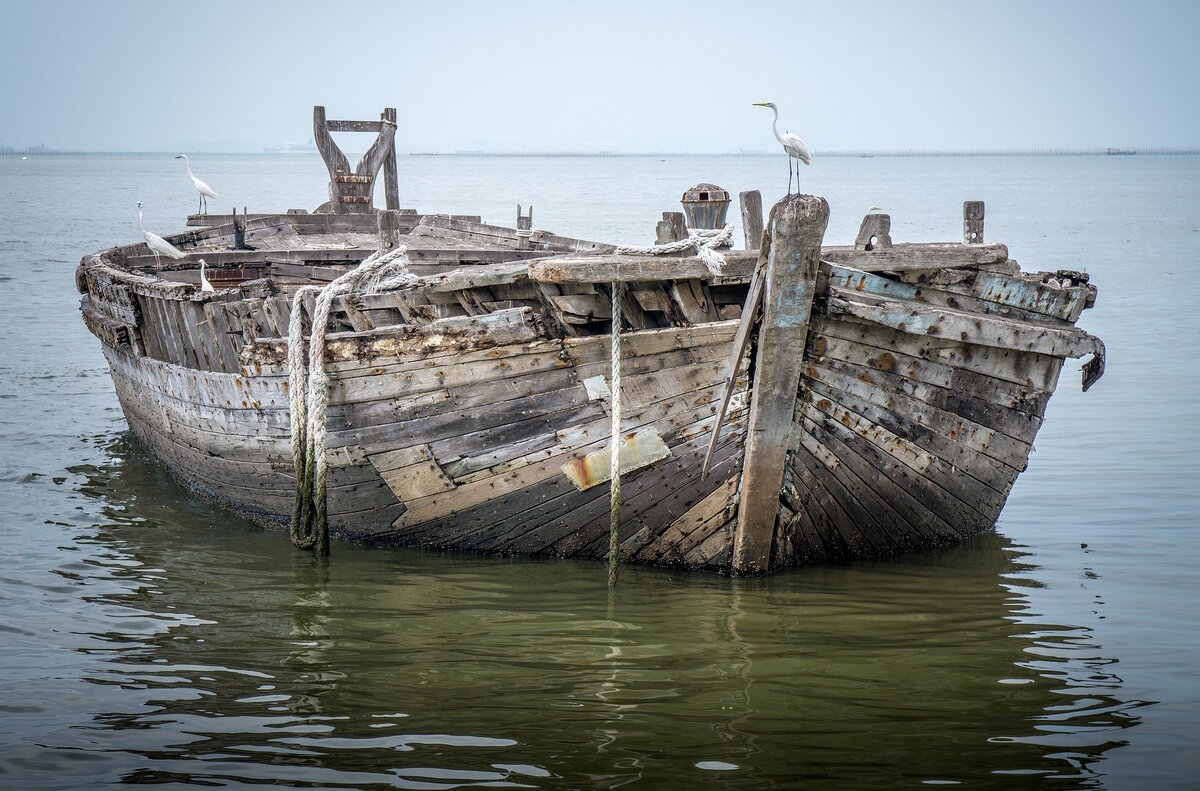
[78,197,1103,573]
[101,315,750,570]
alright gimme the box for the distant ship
[263,138,317,154]
[1105,148,1136,156]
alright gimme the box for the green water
[1,153,1197,788]
[14,437,1139,789]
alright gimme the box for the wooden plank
[804,356,1034,465]
[528,251,758,285]
[821,242,1008,272]
[151,296,184,366]
[812,314,1066,392]
[895,266,1094,323]
[798,410,988,537]
[380,375,746,548]
[636,473,739,562]
[734,194,829,573]
[517,422,745,559]
[326,119,383,133]
[828,293,1102,359]
[202,302,241,373]
[810,328,1052,414]
[243,307,545,368]
[825,263,1079,328]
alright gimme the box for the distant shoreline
[2,147,1197,158]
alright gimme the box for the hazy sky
[1,0,1196,152]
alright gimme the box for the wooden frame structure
[313,106,399,213]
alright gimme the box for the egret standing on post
[753,102,811,195]
[175,154,218,214]
[137,201,185,280]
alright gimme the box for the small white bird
[198,258,215,292]
[753,101,812,195]
[175,154,218,214]
[137,201,185,280]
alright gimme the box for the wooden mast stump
[732,193,829,574]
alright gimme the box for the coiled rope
[614,225,734,275]
[287,246,418,554]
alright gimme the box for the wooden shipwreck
[76,107,1105,573]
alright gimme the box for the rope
[614,225,734,275]
[287,246,418,554]
[608,280,623,587]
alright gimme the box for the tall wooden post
[733,193,829,574]
[739,190,764,251]
[382,107,400,211]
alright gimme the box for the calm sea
[1,152,1197,789]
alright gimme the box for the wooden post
[964,200,984,244]
[232,207,248,250]
[733,193,829,574]
[655,211,688,245]
[382,107,400,211]
[854,210,892,251]
[378,209,402,250]
[740,190,763,251]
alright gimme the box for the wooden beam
[528,251,758,285]
[326,119,383,133]
[821,242,1007,272]
[739,190,763,251]
[733,193,829,574]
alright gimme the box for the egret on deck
[198,258,215,292]
[175,154,218,214]
[753,102,811,195]
[137,201,185,280]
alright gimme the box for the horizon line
[2,146,1198,158]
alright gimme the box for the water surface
[0,152,1196,788]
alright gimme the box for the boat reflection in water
[56,433,1148,789]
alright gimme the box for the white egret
[175,154,218,214]
[198,258,215,292]
[137,201,185,280]
[752,102,811,194]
